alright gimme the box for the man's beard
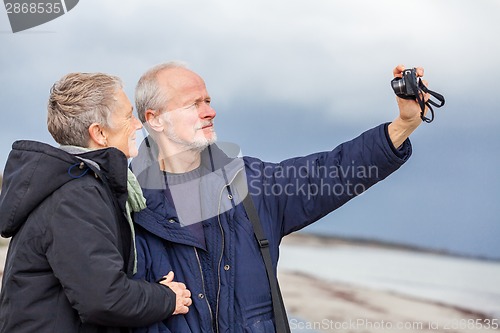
[164,115,217,152]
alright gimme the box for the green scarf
[125,170,147,274]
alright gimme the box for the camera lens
[391,78,406,95]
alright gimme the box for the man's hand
[388,64,430,148]
[159,271,192,315]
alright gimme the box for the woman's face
[104,89,143,158]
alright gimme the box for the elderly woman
[0,73,191,333]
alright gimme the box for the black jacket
[0,141,175,333]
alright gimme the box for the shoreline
[283,232,500,263]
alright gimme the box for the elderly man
[130,62,428,333]
[0,72,191,333]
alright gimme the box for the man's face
[158,68,217,151]
[105,89,143,158]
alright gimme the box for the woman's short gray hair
[47,72,122,147]
[135,61,187,123]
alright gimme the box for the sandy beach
[1,235,499,333]
[279,233,500,333]
[280,269,498,333]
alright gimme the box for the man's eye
[181,103,196,111]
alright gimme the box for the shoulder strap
[241,194,291,333]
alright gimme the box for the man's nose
[199,103,216,119]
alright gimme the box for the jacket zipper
[194,247,215,332]
[215,167,245,333]
[215,210,224,333]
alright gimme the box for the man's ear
[145,109,164,133]
[88,123,107,148]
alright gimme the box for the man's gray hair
[47,72,122,147]
[135,61,187,123]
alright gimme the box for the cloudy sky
[1,0,499,259]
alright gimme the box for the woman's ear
[145,109,164,133]
[88,123,107,148]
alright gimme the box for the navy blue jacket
[131,124,411,333]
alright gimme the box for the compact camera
[389,67,445,123]
[391,68,419,98]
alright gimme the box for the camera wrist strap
[406,78,446,123]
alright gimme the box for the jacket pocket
[244,300,275,332]
[244,319,275,333]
